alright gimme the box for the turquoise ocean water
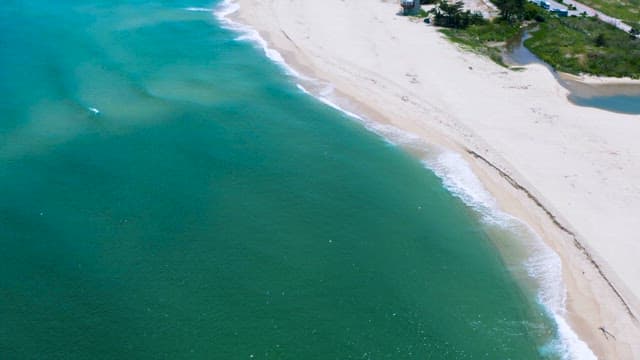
[1,1,591,358]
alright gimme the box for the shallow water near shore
[0,0,591,358]
[564,81,640,114]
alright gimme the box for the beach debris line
[598,326,616,340]
[467,149,637,320]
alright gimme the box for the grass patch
[525,16,640,77]
[440,22,521,66]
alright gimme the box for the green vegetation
[413,8,430,18]
[431,1,486,28]
[525,16,640,77]
[431,0,640,77]
[419,8,430,18]
[493,0,526,23]
[428,0,517,65]
[432,0,532,65]
[572,0,640,28]
[439,23,521,65]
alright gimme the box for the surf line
[467,148,636,320]
[214,2,599,357]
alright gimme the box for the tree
[431,0,486,29]
[523,2,546,22]
[491,0,526,23]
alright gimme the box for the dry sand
[230,0,640,357]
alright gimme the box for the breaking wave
[214,1,596,358]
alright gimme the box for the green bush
[431,0,487,29]
[491,0,526,23]
[523,2,547,22]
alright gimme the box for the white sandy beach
[229,0,640,358]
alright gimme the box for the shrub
[432,0,487,29]
[491,0,526,23]
[594,33,607,46]
[523,2,547,22]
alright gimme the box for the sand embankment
[232,0,640,357]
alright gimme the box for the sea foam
[215,1,596,358]
[429,152,596,360]
[184,7,213,12]
[214,0,311,80]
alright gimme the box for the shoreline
[499,27,640,112]
[558,72,640,86]
[501,32,640,105]
[223,0,640,358]
[558,72,640,101]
